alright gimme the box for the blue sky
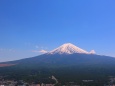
[0,0,115,62]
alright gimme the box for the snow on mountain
[48,43,91,54]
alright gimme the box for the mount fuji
[0,43,114,68]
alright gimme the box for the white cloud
[89,50,96,54]
[39,50,48,53]
[32,50,48,53]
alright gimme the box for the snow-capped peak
[48,43,89,54]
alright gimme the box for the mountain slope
[1,53,115,68]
